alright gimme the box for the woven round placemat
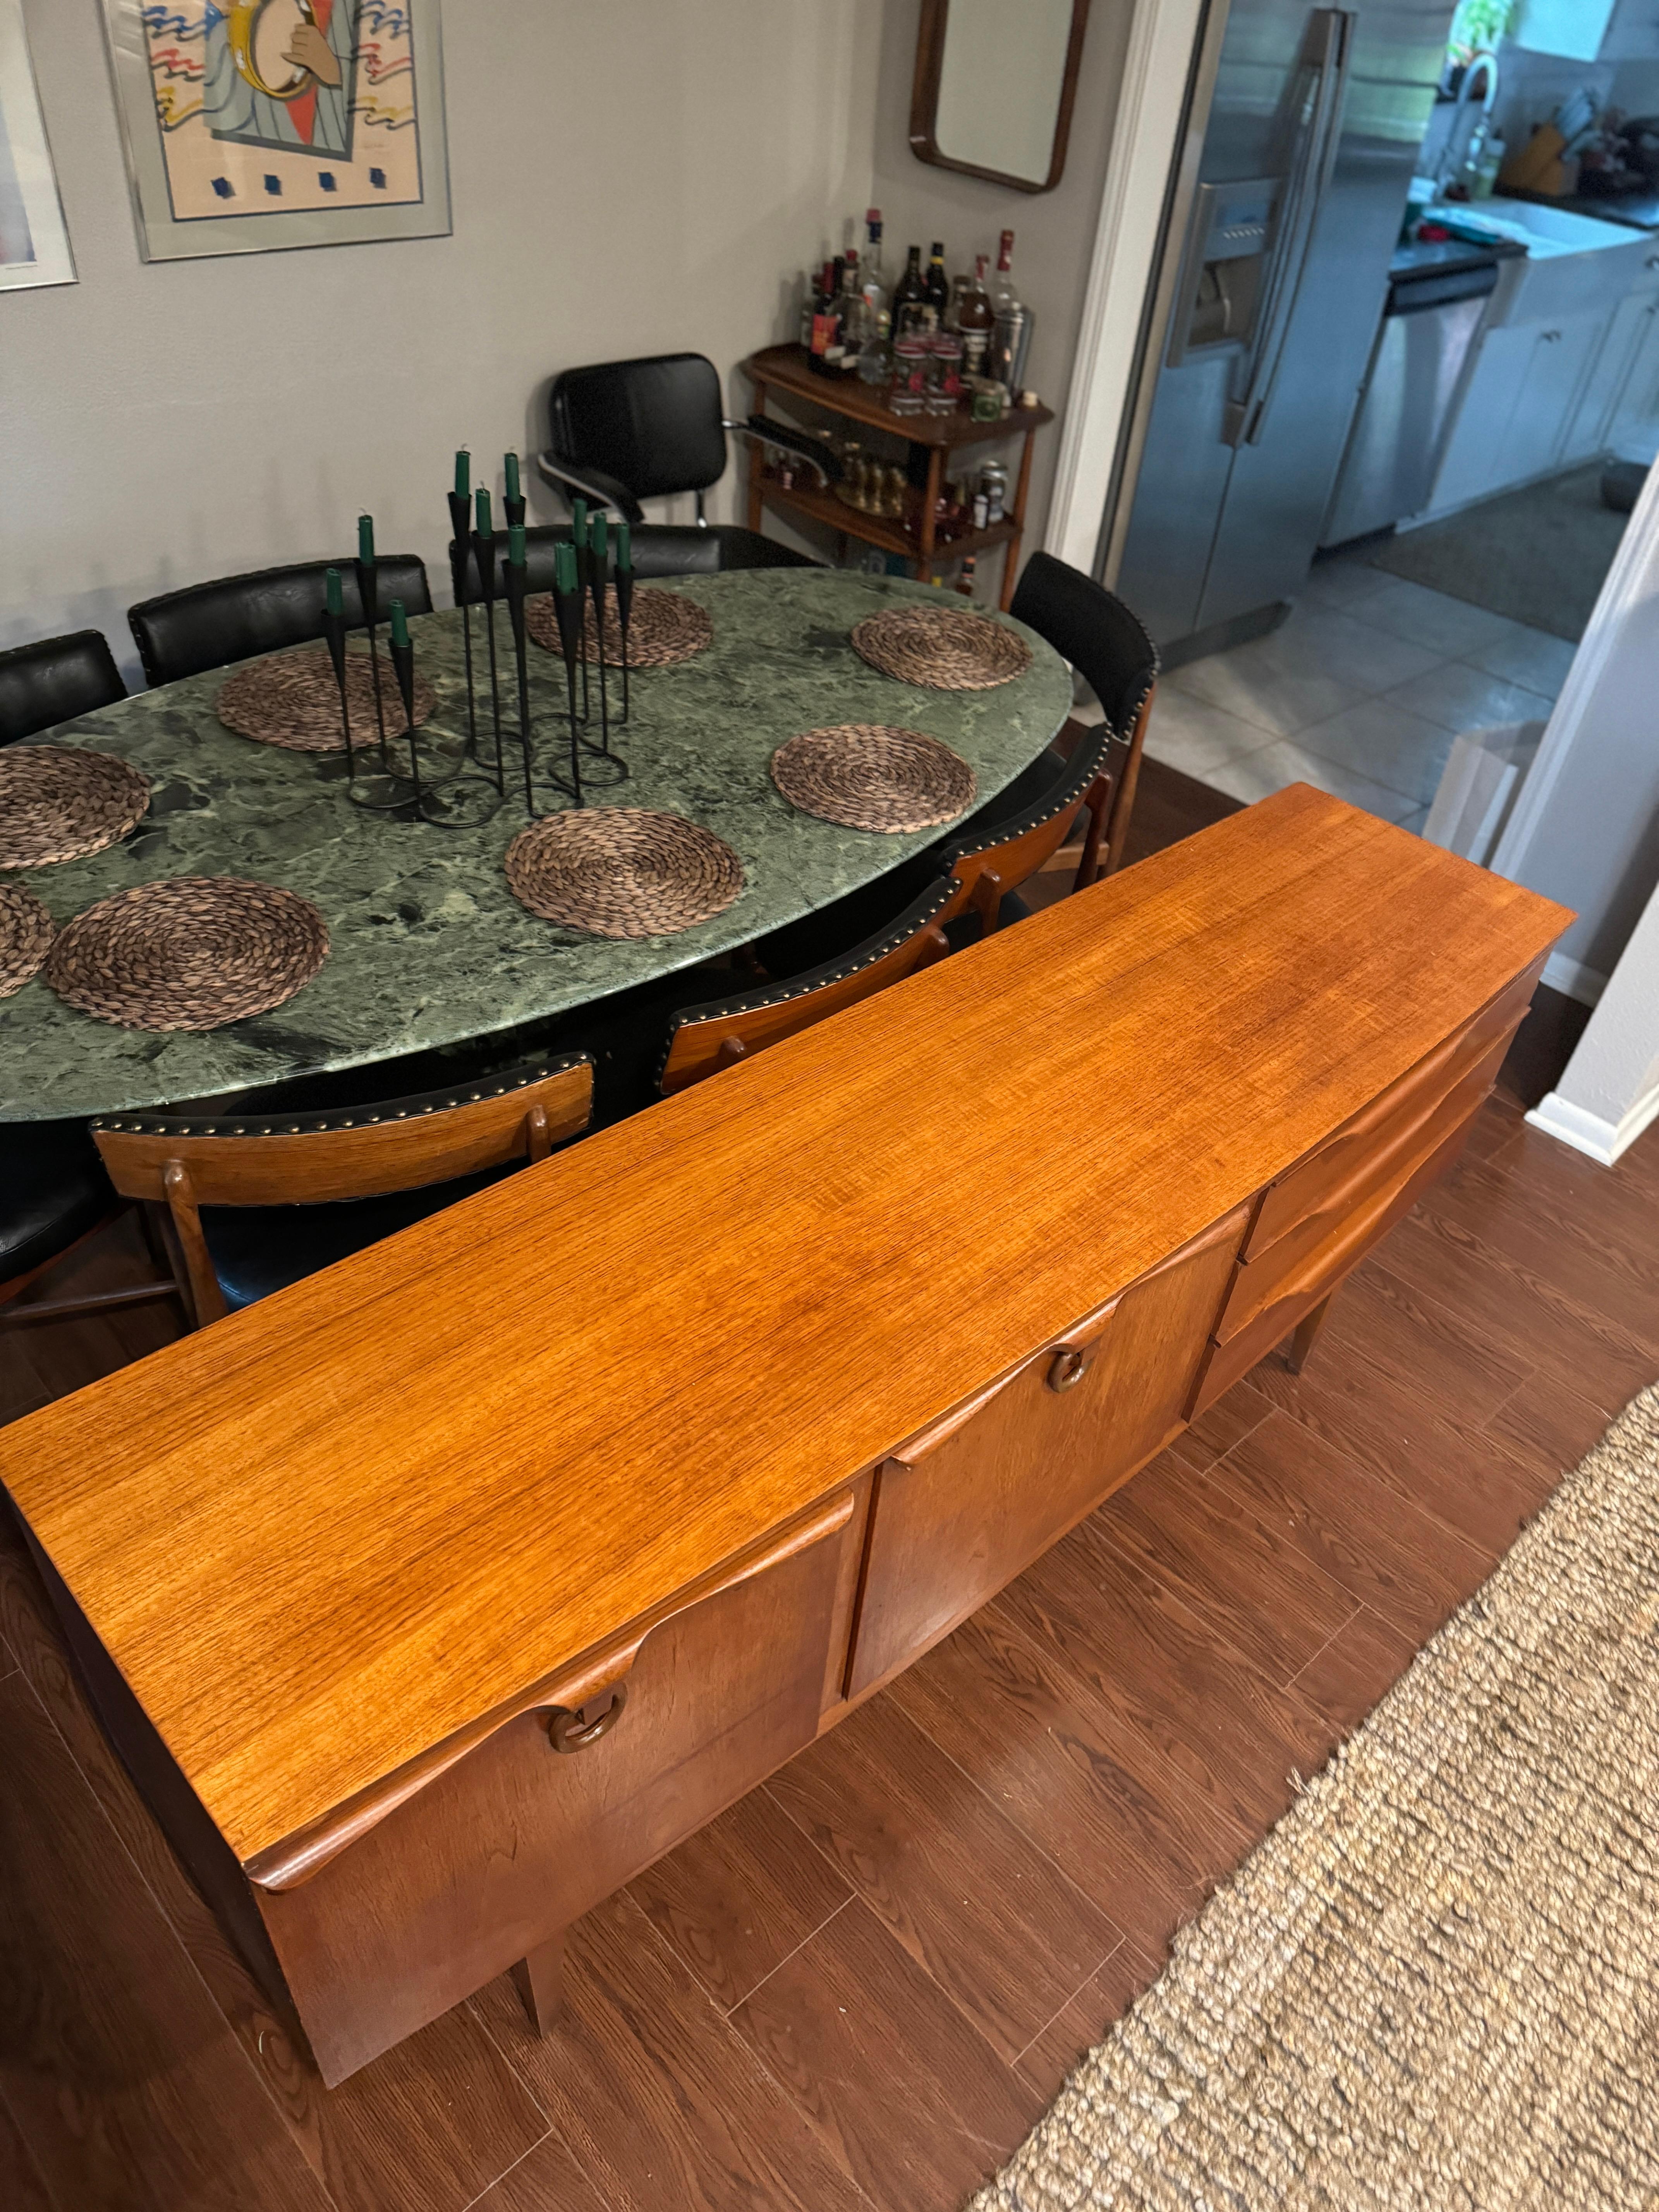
[851,603,1032,690]
[0,882,55,998]
[505,809,742,939]
[0,745,151,869]
[524,586,713,670]
[216,647,436,752]
[771,724,977,834]
[44,877,329,1032]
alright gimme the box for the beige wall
[6,0,884,678]
[867,0,1133,594]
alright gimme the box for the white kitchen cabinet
[1513,0,1659,62]
[1427,313,1606,513]
[1429,324,1536,512]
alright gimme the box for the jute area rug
[971,1385,1659,2211]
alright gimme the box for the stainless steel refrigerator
[1110,0,1456,655]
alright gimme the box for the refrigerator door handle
[1223,7,1356,450]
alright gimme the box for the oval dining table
[0,569,1073,1123]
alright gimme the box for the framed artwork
[0,0,76,291]
[100,2,450,262]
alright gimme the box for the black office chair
[1008,553,1160,878]
[0,630,127,744]
[128,557,433,688]
[447,522,817,603]
[536,352,840,532]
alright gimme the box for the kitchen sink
[1425,199,1659,326]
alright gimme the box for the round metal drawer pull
[1046,1344,1096,1394]
[547,1684,627,1753]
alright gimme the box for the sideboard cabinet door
[845,1208,1247,1701]
[258,1484,867,2085]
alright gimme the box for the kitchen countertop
[1391,235,1526,280]
[1496,185,1659,234]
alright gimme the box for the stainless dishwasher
[1321,244,1502,546]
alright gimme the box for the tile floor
[1144,554,1578,833]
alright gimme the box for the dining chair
[750,721,1115,980]
[0,1122,183,1330]
[0,630,127,744]
[1008,551,1159,878]
[449,522,817,601]
[657,879,955,1095]
[91,1056,594,1327]
[128,557,434,689]
[536,352,840,526]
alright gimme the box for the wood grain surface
[0,786,1570,1870]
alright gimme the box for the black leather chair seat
[451,523,815,603]
[201,1162,517,1313]
[2,1122,112,1288]
[128,557,433,689]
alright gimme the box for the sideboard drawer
[258,1488,866,2084]
[845,1207,1247,1702]
[1242,960,1540,1266]
[1218,1030,1509,1347]
[1192,1096,1484,1417]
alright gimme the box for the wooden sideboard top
[1,788,1570,1869]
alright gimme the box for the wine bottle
[809,259,842,375]
[893,244,926,336]
[836,249,866,373]
[923,241,950,322]
[957,254,995,379]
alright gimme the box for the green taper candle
[505,451,521,503]
[571,497,587,547]
[325,566,344,616]
[508,522,527,568]
[616,520,632,573]
[358,512,375,563]
[389,598,410,648]
[591,512,608,561]
[475,485,492,537]
[454,448,470,498]
[555,541,577,594]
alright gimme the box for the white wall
[5,0,884,682]
[1530,867,1659,1163]
[1492,452,1659,997]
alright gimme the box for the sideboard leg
[1285,1296,1333,1376]
[510,1931,567,2035]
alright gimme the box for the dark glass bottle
[923,241,950,323]
[893,244,926,335]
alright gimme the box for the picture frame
[0,0,76,292]
[99,0,451,263]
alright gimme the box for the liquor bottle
[990,229,1017,314]
[857,307,892,386]
[957,254,995,378]
[923,241,950,322]
[955,553,978,598]
[893,244,926,335]
[836,251,867,373]
[808,259,840,375]
[861,208,888,320]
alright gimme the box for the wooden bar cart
[743,343,1055,610]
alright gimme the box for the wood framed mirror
[910,0,1093,195]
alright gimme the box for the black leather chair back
[1010,552,1159,738]
[551,355,729,507]
[448,523,815,603]
[128,557,433,688]
[0,630,126,745]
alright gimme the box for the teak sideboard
[1,787,1570,2087]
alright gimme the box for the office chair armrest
[725,417,843,486]
[534,452,644,523]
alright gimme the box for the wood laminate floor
[0,759,1636,2212]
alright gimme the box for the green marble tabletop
[0,570,1072,1122]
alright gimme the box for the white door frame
[1045,0,1210,571]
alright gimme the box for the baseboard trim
[1542,950,1607,1007]
[1527,1079,1659,1166]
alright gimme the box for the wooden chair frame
[658,885,957,1096]
[938,721,1118,936]
[93,1057,594,1328]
